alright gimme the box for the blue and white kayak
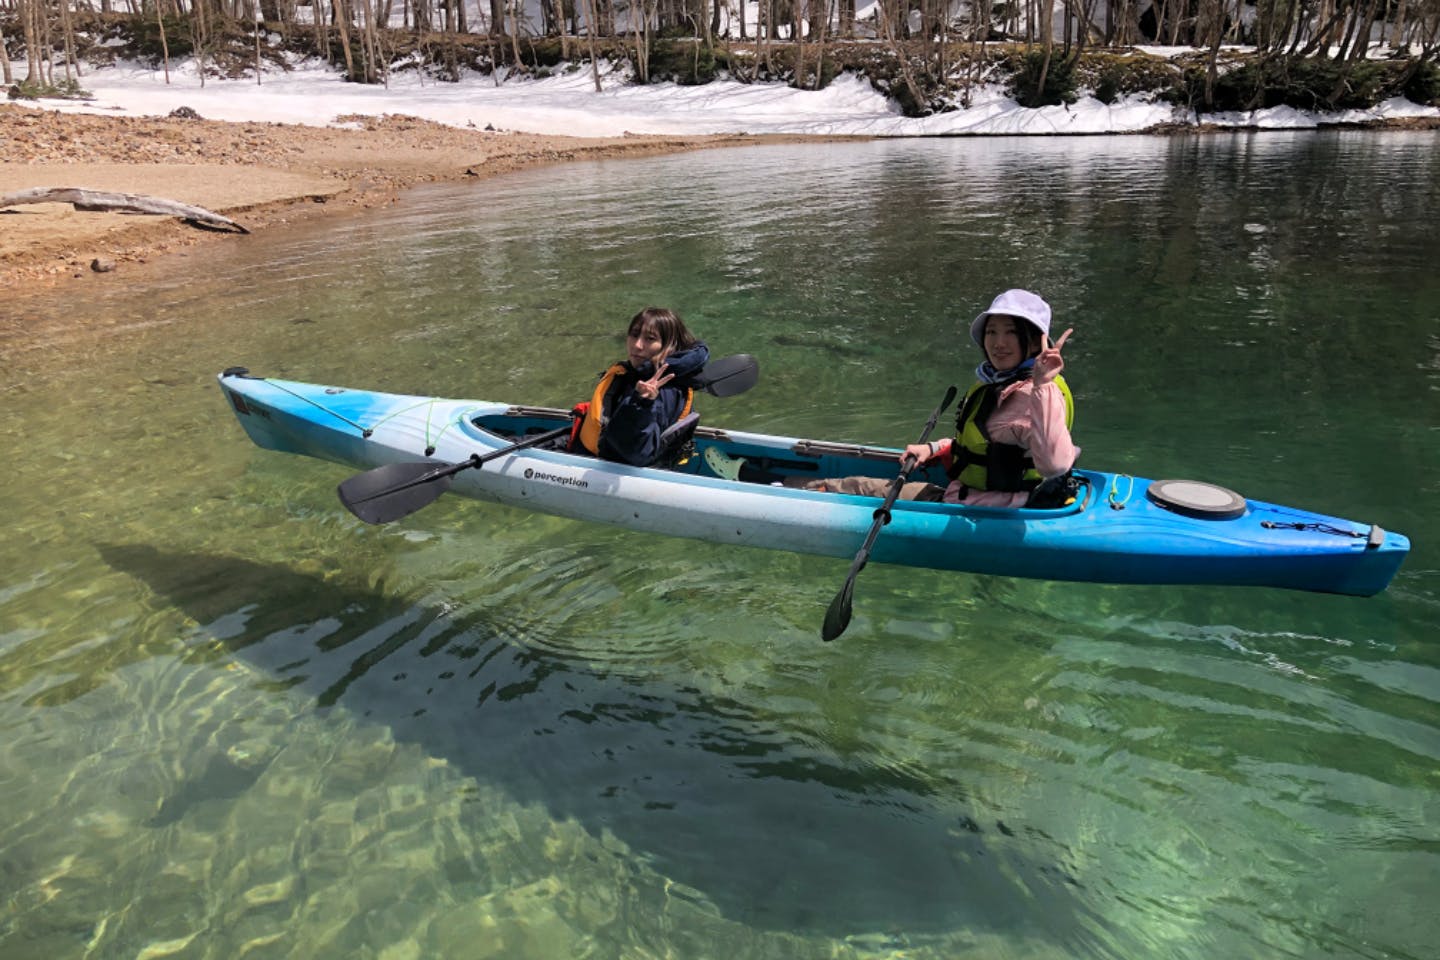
[218,369,1409,597]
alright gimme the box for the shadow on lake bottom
[100,543,1104,945]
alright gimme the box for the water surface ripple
[2,132,1437,960]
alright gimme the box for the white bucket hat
[970,289,1052,348]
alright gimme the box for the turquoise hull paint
[219,371,1409,597]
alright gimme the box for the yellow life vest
[574,363,694,457]
[947,375,1073,492]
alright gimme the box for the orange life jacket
[571,363,694,456]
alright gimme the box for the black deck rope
[1260,520,1365,538]
[265,380,374,437]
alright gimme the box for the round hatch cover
[1145,479,1247,520]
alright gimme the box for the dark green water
[2,133,1437,960]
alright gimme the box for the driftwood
[0,187,249,233]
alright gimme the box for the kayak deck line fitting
[218,369,1410,598]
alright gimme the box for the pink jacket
[933,379,1079,508]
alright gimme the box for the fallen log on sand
[0,187,249,233]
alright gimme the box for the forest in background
[3,0,1438,116]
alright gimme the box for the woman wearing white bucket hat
[707,288,1078,507]
[928,288,1079,506]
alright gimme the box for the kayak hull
[219,370,1409,597]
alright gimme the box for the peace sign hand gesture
[634,362,674,401]
[1033,328,1073,387]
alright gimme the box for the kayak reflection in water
[568,307,710,468]
[708,288,1080,509]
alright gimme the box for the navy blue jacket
[598,341,710,467]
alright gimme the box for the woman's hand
[902,443,934,466]
[1033,328,1073,386]
[634,363,673,401]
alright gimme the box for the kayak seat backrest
[1024,471,1084,509]
[657,411,701,468]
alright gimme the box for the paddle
[338,422,575,524]
[693,353,759,398]
[337,353,760,525]
[821,385,958,642]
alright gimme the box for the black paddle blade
[696,354,759,398]
[818,385,956,642]
[821,577,856,642]
[337,462,456,524]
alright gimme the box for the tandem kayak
[218,368,1409,597]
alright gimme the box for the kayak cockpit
[464,405,1095,518]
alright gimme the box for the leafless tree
[0,20,12,84]
[4,0,1438,102]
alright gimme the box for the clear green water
[2,133,1438,960]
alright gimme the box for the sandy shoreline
[1,104,820,290]
[8,102,1434,293]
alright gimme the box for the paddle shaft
[348,422,573,507]
[847,453,921,572]
[337,353,757,524]
[823,385,958,641]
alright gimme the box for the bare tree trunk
[58,0,79,82]
[1352,0,1385,58]
[811,0,833,88]
[1034,0,1054,102]
[334,0,357,79]
[41,0,55,87]
[931,0,944,83]
[0,21,12,86]
[1328,0,1381,100]
[1332,0,1362,60]
[252,0,263,84]
[193,0,209,88]
[1315,0,1333,48]
[360,0,379,83]
[961,0,985,104]
[757,0,772,66]
[631,0,651,82]
[1393,0,1408,49]
[155,0,171,83]
[792,0,804,83]
[1285,0,1312,55]
[20,0,43,84]
[314,0,329,62]
[876,0,925,108]
[584,0,601,88]
[1279,0,1303,51]
[1202,0,1226,107]
[1072,0,1099,54]
[1336,0,1380,62]
[507,0,522,70]
[1297,3,1350,55]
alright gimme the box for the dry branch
[0,187,250,233]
